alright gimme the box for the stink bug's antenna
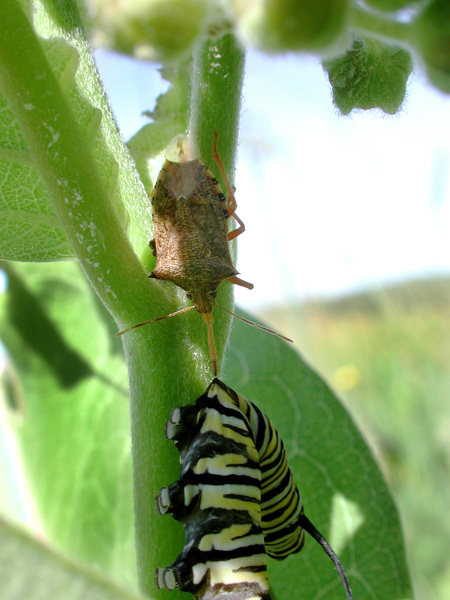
[114,306,195,337]
[115,301,293,374]
[114,306,219,376]
[114,306,217,377]
[216,305,293,343]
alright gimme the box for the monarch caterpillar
[156,379,353,600]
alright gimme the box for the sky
[94,48,450,310]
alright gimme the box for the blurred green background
[1,273,447,599]
[262,276,450,600]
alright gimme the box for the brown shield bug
[116,133,291,375]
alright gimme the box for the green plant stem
[129,36,247,597]
[190,34,247,372]
[190,34,245,178]
[350,4,412,44]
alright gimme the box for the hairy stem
[131,35,247,597]
[190,34,247,374]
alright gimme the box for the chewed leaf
[225,310,413,600]
[127,65,190,195]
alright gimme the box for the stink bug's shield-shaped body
[150,134,239,314]
[148,134,252,375]
[116,134,292,375]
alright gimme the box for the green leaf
[223,311,413,600]
[0,0,149,263]
[323,36,413,115]
[0,519,147,600]
[0,71,73,261]
[0,261,136,590]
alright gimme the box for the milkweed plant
[0,1,447,599]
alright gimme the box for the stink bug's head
[165,134,199,164]
[186,288,217,315]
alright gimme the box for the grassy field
[261,277,450,600]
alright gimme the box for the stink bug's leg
[212,131,246,240]
[227,211,246,241]
[202,312,217,376]
[227,275,254,290]
[213,131,237,215]
[115,306,195,337]
[216,305,294,344]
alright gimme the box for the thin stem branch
[350,4,413,45]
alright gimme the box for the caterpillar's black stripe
[181,472,261,488]
[156,379,353,600]
[156,381,270,600]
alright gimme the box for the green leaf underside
[0,519,146,600]
[0,86,73,261]
[0,262,412,600]
[0,1,149,263]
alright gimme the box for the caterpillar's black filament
[156,379,353,600]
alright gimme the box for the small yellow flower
[333,364,361,391]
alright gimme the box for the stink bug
[116,133,292,375]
